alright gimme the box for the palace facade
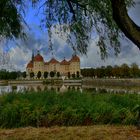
[26,51,80,78]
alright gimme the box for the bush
[0,91,139,128]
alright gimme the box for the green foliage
[22,71,26,78]
[50,71,55,78]
[30,72,34,79]
[0,70,18,80]
[81,63,140,78]
[0,0,135,58]
[68,72,71,79]
[44,71,48,79]
[76,71,80,78]
[56,72,60,78]
[131,63,140,78]
[37,71,41,79]
[31,0,134,58]
[0,0,24,39]
[72,73,76,79]
[0,91,139,128]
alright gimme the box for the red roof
[48,58,59,64]
[69,55,80,62]
[34,54,44,62]
[27,61,33,68]
[60,59,70,65]
[44,61,49,65]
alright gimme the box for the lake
[0,81,140,94]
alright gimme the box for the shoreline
[1,78,140,85]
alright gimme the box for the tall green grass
[0,91,139,128]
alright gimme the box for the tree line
[0,70,21,80]
[1,63,140,80]
[0,70,80,80]
[81,63,140,78]
[26,71,80,79]
[26,71,60,79]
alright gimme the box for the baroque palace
[26,51,80,78]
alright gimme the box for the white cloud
[1,32,140,71]
[1,2,140,71]
[80,40,140,68]
[8,46,31,71]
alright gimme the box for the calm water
[0,83,140,94]
[0,84,82,94]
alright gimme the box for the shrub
[0,91,139,128]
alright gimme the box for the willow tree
[0,0,25,40]
[0,0,139,58]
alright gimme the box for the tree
[22,71,26,78]
[106,66,113,78]
[30,72,34,79]
[0,70,7,80]
[111,0,140,49]
[112,65,121,78]
[120,64,130,78]
[56,72,60,78]
[130,63,140,78]
[68,72,71,79]
[0,0,24,39]
[50,71,55,78]
[80,64,140,78]
[72,73,76,79]
[81,68,95,77]
[76,71,80,78]
[9,72,18,79]
[1,0,140,57]
[37,71,41,79]
[44,71,48,79]
[0,70,20,80]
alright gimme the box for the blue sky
[0,1,140,71]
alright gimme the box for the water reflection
[0,84,140,94]
[0,84,82,94]
[0,86,12,93]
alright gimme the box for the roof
[60,59,70,65]
[69,55,80,62]
[48,58,59,64]
[27,61,33,68]
[34,54,44,62]
[44,61,49,65]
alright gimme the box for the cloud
[1,1,140,71]
[0,26,74,71]
[2,29,140,71]
[8,47,31,71]
[81,39,140,68]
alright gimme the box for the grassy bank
[0,91,139,128]
[0,126,139,140]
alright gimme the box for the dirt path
[0,125,140,140]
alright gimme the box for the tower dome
[34,53,44,62]
[70,55,80,62]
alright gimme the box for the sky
[0,1,140,71]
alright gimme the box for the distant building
[26,51,80,78]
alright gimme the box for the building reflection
[1,84,139,94]
[0,84,83,94]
